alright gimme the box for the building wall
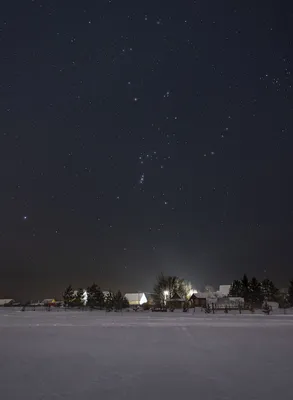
[219,285,231,296]
[191,297,207,307]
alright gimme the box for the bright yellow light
[188,289,198,297]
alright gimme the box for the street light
[163,290,169,305]
[188,289,198,297]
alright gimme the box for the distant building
[218,285,231,296]
[166,292,185,309]
[189,293,207,308]
[41,299,56,306]
[189,291,218,307]
[124,292,148,306]
[0,299,14,306]
[217,297,244,309]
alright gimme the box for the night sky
[1,1,293,300]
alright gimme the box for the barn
[189,293,207,308]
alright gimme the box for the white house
[0,299,14,306]
[217,297,244,309]
[124,292,148,306]
[196,292,218,305]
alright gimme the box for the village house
[166,293,185,309]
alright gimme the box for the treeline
[229,275,293,307]
[63,284,129,311]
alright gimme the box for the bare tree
[153,273,190,306]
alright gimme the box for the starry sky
[1,0,293,300]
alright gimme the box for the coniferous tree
[63,284,75,308]
[229,280,243,297]
[248,277,263,306]
[122,295,129,309]
[87,283,97,309]
[86,285,95,309]
[105,291,114,311]
[87,283,104,309]
[73,288,84,308]
[95,287,105,309]
[241,274,250,303]
[261,279,278,302]
[113,290,124,311]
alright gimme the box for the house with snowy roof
[0,299,15,306]
[124,292,148,306]
[166,292,186,309]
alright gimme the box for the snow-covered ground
[0,309,292,400]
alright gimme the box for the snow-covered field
[0,309,293,400]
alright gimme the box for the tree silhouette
[73,288,84,308]
[63,284,74,308]
[241,274,250,302]
[261,279,278,301]
[229,280,243,297]
[105,291,114,311]
[122,295,129,309]
[248,277,263,306]
[87,283,104,309]
[153,273,190,306]
[113,290,124,311]
[97,288,104,309]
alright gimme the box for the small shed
[166,292,185,309]
[189,293,207,308]
[0,299,14,307]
